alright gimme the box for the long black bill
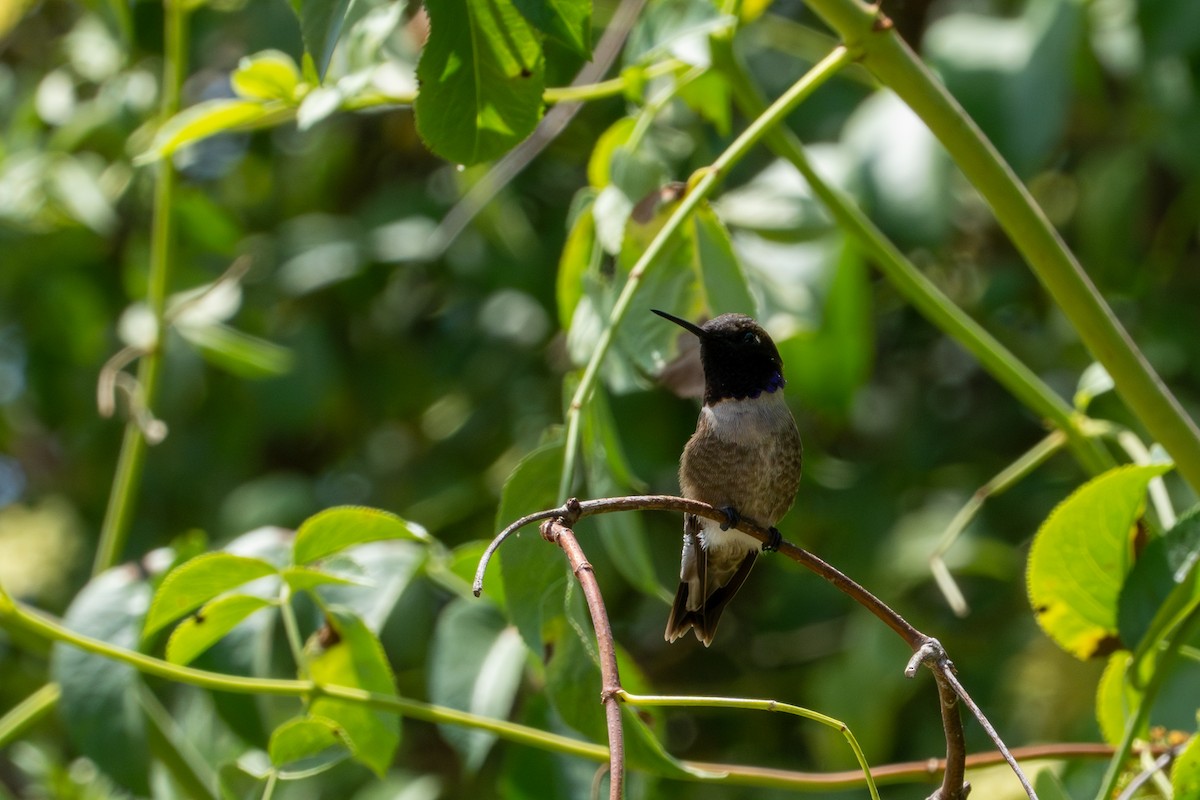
[651,308,705,338]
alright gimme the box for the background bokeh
[2,0,1199,797]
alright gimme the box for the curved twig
[476,494,1049,799]
[539,499,625,800]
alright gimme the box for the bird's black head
[653,310,786,405]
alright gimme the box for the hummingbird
[653,309,803,646]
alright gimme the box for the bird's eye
[742,331,758,344]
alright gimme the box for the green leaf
[497,440,567,651]
[306,609,400,776]
[288,0,353,80]
[136,99,293,163]
[415,0,545,166]
[428,599,527,770]
[511,0,591,58]
[691,204,756,317]
[580,385,663,600]
[1118,508,1200,653]
[293,506,429,565]
[556,203,598,329]
[281,565,365,592]
[1174,734,1200,800]
[1033,770,1073,800]
[677,70,731,135]
[268,715,352,778]
[544,595,692,778]
[166,594,274,666]
[231,50,303,102]
[312,541,429,632]
[1095,650,1140,745]
[1028,464,1173,659]
[177,322,294,379]
[145,553,279,637]
[778,238,872,416]
[587,117,636,190]
[50,566,152,794]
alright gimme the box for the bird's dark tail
[664,550,757,646]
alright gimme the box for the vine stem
[94,0,189,575]
[556,44,854,501]
[0,585,1151,792]
[802,0,1200,492]
[618,691,881,800]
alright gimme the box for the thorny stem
[475,495,1044,800]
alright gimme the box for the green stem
[710,35,1112,478]
[278,587,308,679]
[1095,604,1200,800]
[802,0,1200,491]
[94,0,189,575]
[557,45,855,500]
[619,691,880,800]
[0,683,61,748]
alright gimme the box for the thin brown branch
[475,494,979,798]
[688,742,1153,790]
[539,499,625,800]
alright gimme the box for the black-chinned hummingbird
[654,309,803,646]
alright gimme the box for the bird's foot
[718,506,740,531]
[764,527,782,552]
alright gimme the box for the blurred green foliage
[2,0,1200,797]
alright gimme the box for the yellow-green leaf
[1028,464,1172,659]
[231,50,302,102]
[1095,650,1140,745]
[145,553,278,637]
[306,610,399,776]
[293,506,429,565]
[268,714,351,778]
[165,594,274,665]
[1173,733,1200,799]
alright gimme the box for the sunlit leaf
[1095,650,1140,746]
[511,0,591,58]
[428,599,527,770]
[280,565,365,593]
[1174,734,1200,800]
[136,99,293,163]
[1028,464,1172,659]
[557,204,598,329]
[231,50,302,102]
[288,0,353,80]
[1033,771,1073,800]
[166,593,274,665]
[145,553,278,637]
[306,609,400,776]
[293,506,429,565]
[268,715,352,778]
[415,0,545,165]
